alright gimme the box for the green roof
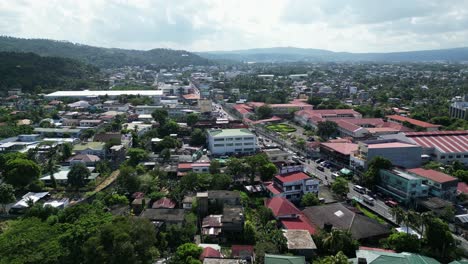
[208,128,254,138]
[73,142,105,151]
[264,254,305,264]
[354,250,440,264]
[449,261,468,264]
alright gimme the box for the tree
[295,138,306,150]
[152,109,169,125]
[172,243,202,264]
[259,163,277,181]
[209,160,221,174]
[4,158,41,188]
[45,158,60,189]
[390,207,407,226]
[211,174,232,190]
[256,104,273,119]
[243,220,257,243]
[80,129,95,140]
[160,148,171,162]
[189,128,206,146]
[127,148,149,166]
[425,218,455,261]
[314,251,350,264]
[363,157,392,189]
[158,120,180,137]
[60,142,73,161]
[68,163,91,189]
[331,177,349,197]
[117,165,140,194]
[317,120,338,139]
[226,157,245,180]
[0,183,15,214]
[314,229,359,256]
[301,192,320,207]
[186,113,199,127]
[384,232,420,253]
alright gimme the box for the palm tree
[390,207,406,226]
[45,157,60,189]
[420,211,435,236]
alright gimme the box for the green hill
[0,36,213,68]
[0,52,100,93]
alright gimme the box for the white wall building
[207,129,258,155]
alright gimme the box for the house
[182,195,195,210]
[264,254,305,264]
[139,208,186,226]
[282,229,317,258]
[202,215,223,237]
[152,197,176,209]
[350,139,422,169]
[201,205,244,238]
[265,171,319,202]
[197,191,241,215]
[207,129,258,156]
[34,127,83,137]
[73,142,106,158]
[39,166,99,186]
[265,197,316,234]
[264,148,292,164]
[200,247,222,261]
[407,168,458,201]
[302,203,390,241]
[79,119,103,127]
[377,169,429,206]
[177,162,210,176]
[10,192,50,214]
[203,259,241,264]
[231,245,255,263]
[351,248,440,264]
[67,154,100,166]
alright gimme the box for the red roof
[265,182,282,195]
[152,197,176,209]
[406,130,468,153]
[178,163,193,170]
[407,168,457,183]
[281,215,317,234]
[182,93,200,100]
[231,245,254,258]
[321,142,358,156]
[200,247,221,260]
[233,104,253,115]
[275,171,310,183]
[386,115,441,128]
[458,182,468,194]
[359,246,396,253]
[265,197,302,217]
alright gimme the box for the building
[264,254,305,264]
[73,142,106,158]
[407,168,458,201]
[265,171,319,202]
[231,245,255,263]
[351,248,440,264]
[282,229,317,258]
[377,169,429,206]
[45,90,163,103]
[351,139,422,169]
[263,148,292,164]
[386,115,440,131]
[139,208,186,226]
[294,109,362,127]
[320,142,358,166]
[449,101,468,120]
[265,197,317,234]
[207,129,258,156]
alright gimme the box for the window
[235,149,242,152]
[440,155,445,159]
[235,137,242,140]
[226,138,233,141]
[244,142,253,145]
[244,148,253,151]
[244,137,254,140]
[214,144,224,147]
[226,143,233,146]
[464,155,468,158]
[214,138,224,142]
[449,155,453,159]
[411,183,417,188]
[456,155,461,158]
[235,143,242,146]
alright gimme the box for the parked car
[353,185,366,194]
[315,158,323,163]
[363,194,375,205]
[384,200,398,207]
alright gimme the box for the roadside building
[449,101,468,120]
[407,168,458,201]
[320,142,358,166]
[207,129,258,156]
[265,171,319,202]
[377,169,429,206]
[386,115,441,131]
[282,229,317,258]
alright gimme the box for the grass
[266,123,297,133]
[356,204,386,224]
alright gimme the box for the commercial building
[407,168,458,201]
[377,169,429,206]
[320,141,358,166]
[386,115,441,131]
[449,101,468,120]
[294,109,362,127]
[207,129,258,156]
[350,139,422,169]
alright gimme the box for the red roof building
[199,247,221,260]
[275,171,310,183]
[458,182,468,195]
[407,168,457,184]
[386,115,441,131]
[407,168,458,201]
[267,170,320,202]
[265,197,302,217]
[152,197,176,209]
[280,214,317,234]
[231,245,255,261]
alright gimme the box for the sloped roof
[200,247,221,260]
[264,254,305,264]
[265,197,302,217]
[407,168,457,184]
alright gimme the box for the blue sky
[1,0,468,52]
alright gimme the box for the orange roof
[321,142,358,155]
[386,115,440,128]
[407,168,457,183]
[275,171,310,183]
[182,93,200,100]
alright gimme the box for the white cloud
[1,0,468,52]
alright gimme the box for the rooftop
[46,90,163,97]
[321,142,359,156]
[275,171,310,183]
[207,128,254,138]
[265,197,302,217]
[367,142,419,149]
[407,168,457,183]
[406,130,468,153]
[282,229,317,250]
[386,115,441,128]
[264,254,305,264]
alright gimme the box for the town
[0,57,467,264]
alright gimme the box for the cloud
[0,0,468,52]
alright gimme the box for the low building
[67,154,100,166]
[282,229,317,258]
[207,129,258,156]
[386,115,440,132]
[351,248,440,264]
[231,245,255,263]
[377,169,429,206]
[73,142,106,158]
[264,254,305,264]
[40,166,99,185]
[265,196,317,234]
[139,208,186,226]
[263,148,292,163]
[320,142,358,166]
[407,168,458,201]
[266,171,320,202]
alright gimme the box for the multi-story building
[350,139,422,169]
[407,168,458,201]
[377,169,429,206]
[207,129,258,156]
[266,170,320,202]
[449,100,468,120]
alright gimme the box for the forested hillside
[0,36,212,68]
[0,52,100,93]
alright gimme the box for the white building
[207,129,258,156]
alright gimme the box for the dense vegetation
[0,36,213,68]
[0,52,100,93]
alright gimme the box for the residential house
[264,254,305,264]
[351,248,440,264]
[282,229,317,258]
[79,119,103,127]
[231,245,255,263]
[139,208,186,226]
[67,154,100,166]
[265,170,320,202]
[265,197,316,235]
[73,142,106,158]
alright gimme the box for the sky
[1,0,468,52]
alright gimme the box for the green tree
[68,163,91,189]
[61,142,73,161]
[317,120,338,139]
[384,232,420,253]
[314,229,359,257]
[363,157,392,189]
[259,163,278,181]
[189,128,206,146]
[209,159,221,174]
[127,148,149,166]
[4,158,41,188]
[331,177,349,197]
[160,148,171,162]
[301,192,320,207]
[158,120,179,137]
[211,174,233,190]
[0,183,15,214]
[295,138,306,150]
[172,243,203,264]
[314,251,350,264]
[151,109,169,125]
[186,113,199,127]
[243,220,257,243]
[117,165,140,194]
[256,104,273,119]
[45,158,60,189]
[425,218,455,261]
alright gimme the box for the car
[353,185,366,194]
[384,200,398,207]
[317,166,325,172]
[315,158,323,163]
[363,195,375,205]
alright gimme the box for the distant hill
[0,52,100,93]
[198,46,468,63]
[0,36,212,68]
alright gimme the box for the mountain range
[0,36,212,68]
[197,46,468,63]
